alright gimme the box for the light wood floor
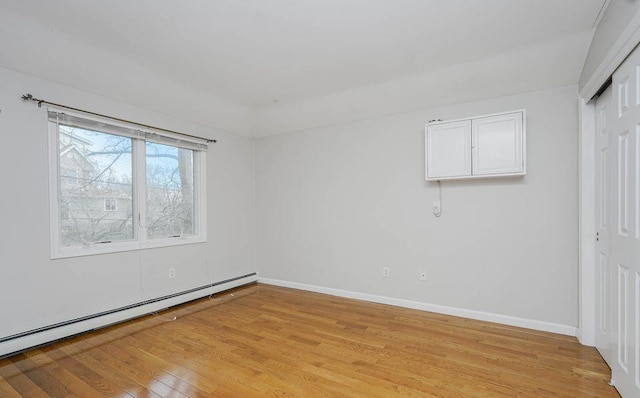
[0,283,620,397]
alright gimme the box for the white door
[426,120,471,179]
[610,45,640,398]
[471,112,524,176]
[595,85,613,367]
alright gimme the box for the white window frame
[48,109,207,259]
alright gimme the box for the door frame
[578,97,597,347]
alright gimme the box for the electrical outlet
[382,267,390,278]
[419,270,427,281]
[168,268,176,279]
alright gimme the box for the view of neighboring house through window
[58,126,134,246]
[104,198,118,212]
[49,111,207,258]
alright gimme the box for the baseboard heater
[0,272,258,359]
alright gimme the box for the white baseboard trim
[259,277,577,337]
[0,273,258,358]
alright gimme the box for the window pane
[58,125,134,246]
[146,142,195,238]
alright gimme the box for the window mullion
[197,151,207,238]
[134,138,147,244]
[48,120,62,258]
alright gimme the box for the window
[145,142,195,239]
[104,198,118,212]
[48,110,207,258]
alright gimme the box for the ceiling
[0,0,607,137]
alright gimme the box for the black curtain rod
[21,93,217,144]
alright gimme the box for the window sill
[51,236,207,259]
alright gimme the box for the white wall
[254,31,592,137]
[0,66,256,341]
[256,85,579,328]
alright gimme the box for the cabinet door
[426,120,472,180]
[472,112,524,176]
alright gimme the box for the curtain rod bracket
[22,93,48,108]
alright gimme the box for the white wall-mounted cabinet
[425,110,525,180]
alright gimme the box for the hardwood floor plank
[10,353,74,398]
[42,364,109,398]
[0,360,50,398]
[0,372,23,398]
[59,342,162,398]
[107,330,269,397]
[0,284,620,397]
